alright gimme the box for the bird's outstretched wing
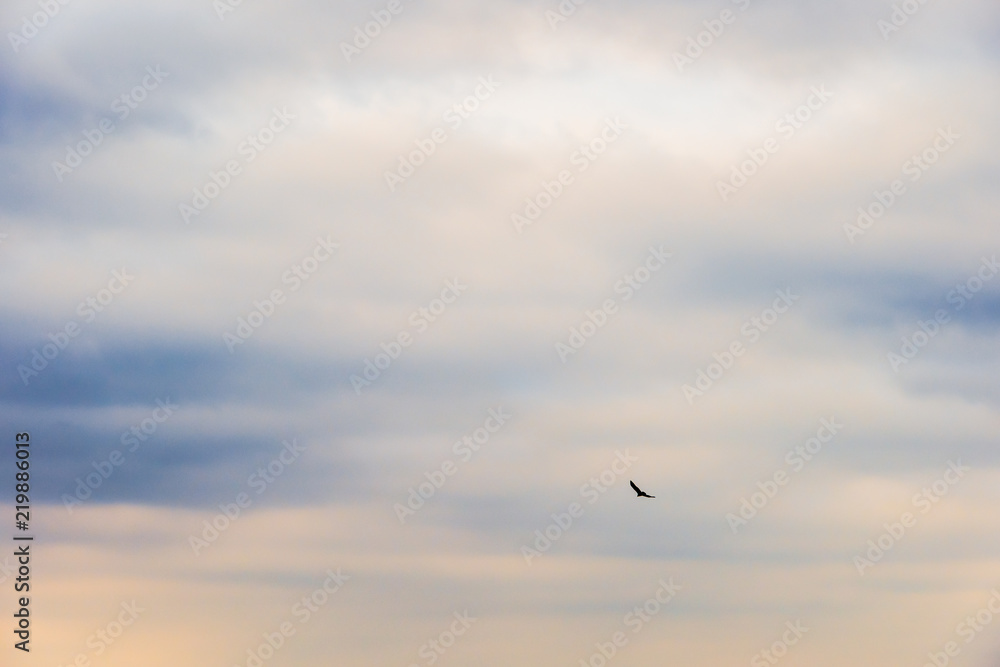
[630,480,655,498]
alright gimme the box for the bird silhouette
[630,480,655,498]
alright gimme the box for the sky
[1,0,999,665]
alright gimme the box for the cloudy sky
[2,0,999,665]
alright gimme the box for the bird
[630,480,655,498]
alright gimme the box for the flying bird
[630,480,655,498]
